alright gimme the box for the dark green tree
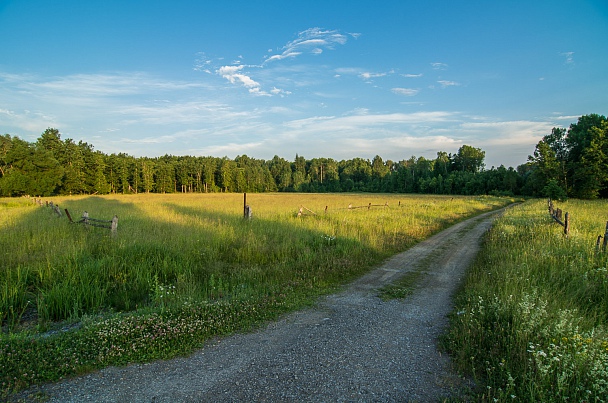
[453,145,485,173]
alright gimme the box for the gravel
[15,209,503,403]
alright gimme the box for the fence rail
[548,198,569,236]
[297,201,389,217]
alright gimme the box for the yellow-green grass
[443,199,608,401]
[0,193,511,395]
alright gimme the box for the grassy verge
[377,270,424,300]
[442,199,608,401]
[0,193,513,396]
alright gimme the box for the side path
[25,208,505,402]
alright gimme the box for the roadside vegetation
[0,193,511,396]
[443,199,608,401]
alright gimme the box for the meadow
[0,193,510,395]
[443,199,608,401]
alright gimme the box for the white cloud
[402,73,423,78]
[264,28,348,64]
[392,88,419,96]
[359,71,387,80]
[431,62,448,70]
[560,51,574,64]
[217,65,260,89]
[437,80,459,88]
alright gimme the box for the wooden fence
[31,198,118,235]
[297,201,389,217]
[548,198,608,253]
[65,209,118,235]
[548,198,569,236]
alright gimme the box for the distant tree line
[0,114,605,198]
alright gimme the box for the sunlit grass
[443,199,608,401]
[0,193,512,396]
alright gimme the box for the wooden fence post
[111,215,119,235]
[64,208,73,223]
[564,212,570,236]
[243,193,247,218]
[603,221,608,252]
[244,205,252,219]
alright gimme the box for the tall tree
[60,139,86,194]
[453,145,485,173]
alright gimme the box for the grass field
[443,199,608,401]
[0,193,511,395]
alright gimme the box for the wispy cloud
[264,28,349,64]
[431,62,448,70]
[206,28,352,96]
[392,88,419,96]
[402,73,423,78]
[217,65,266,95]
[560,51,574,65]
[437,80,459,88]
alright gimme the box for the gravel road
[16,208,503,403]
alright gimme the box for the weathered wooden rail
[65,209,118,235]
[31,198,119,236]
[297,201,389,217]
[548,198,569,236]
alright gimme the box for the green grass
[0,193,512,396]
[378,271,424,300]
[442,199,608,402]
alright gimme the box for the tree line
[0,113,605,198]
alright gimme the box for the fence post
[564,212,570,236]
[243,193,247,218]
[111,215,119,236]
[244,205,252,220]
[53,204,62,217]
[603,221,608,252]
[64,208,73,223]
[82,211,89,226]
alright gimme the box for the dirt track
[18,208,504,402]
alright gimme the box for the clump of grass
[378,271,424,300]
[0,193,513,396]
[442,199,608,401]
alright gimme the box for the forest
[0,113,606,199]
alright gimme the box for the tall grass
[443,199,608,401]
[0,193,511,395]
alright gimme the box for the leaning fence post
[64,208,73,223]
[564,212,570,236]
[603,221,608,252]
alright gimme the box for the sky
[1,1,607,169]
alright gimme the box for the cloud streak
[264,28,349,64]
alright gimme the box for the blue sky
[1,1,606,168]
